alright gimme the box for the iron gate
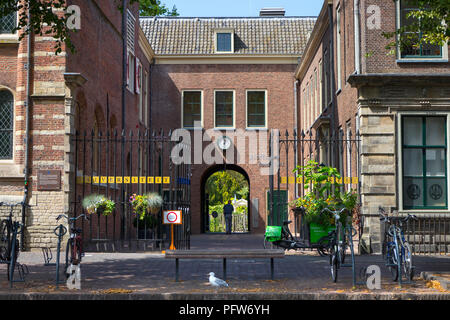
[71,129,191,251]
[268,129,362,243]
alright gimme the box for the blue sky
[161,0,323,17]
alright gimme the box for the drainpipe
[328,4,337,167]
[294,79,299,198]
[354,0,361,74]
[22,9,32,251]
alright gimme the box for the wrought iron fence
[404,214,450,255]
[71,129,191,251]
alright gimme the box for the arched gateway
[200,165,250,234]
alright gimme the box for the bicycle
[0,201,29,285]
[323,207,357,282]
[56,213,88,277]
[379,206,417,282]
[263,219,330,255]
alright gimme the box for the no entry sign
[163,210,182,225]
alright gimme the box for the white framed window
[0,10,18,41]
[182,90,203,129]
[336,5,342,91]
[127,51,135,93]
[398,113,449,211]
[0,89,14,160]
[246,90,267,129]
[214,90,235,129]
[396,0,448,62]
[127,9,136,53]
[136,59,143,121]
[143,70,149,127]
[215,29,234,53]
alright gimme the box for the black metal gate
[71,129,191,251]
[268,129,362,242]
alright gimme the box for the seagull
[208,272,229,288]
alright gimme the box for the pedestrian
[223,200,234,234]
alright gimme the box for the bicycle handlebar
[322,207,347,218]
[56,213,89,222]
[379,206,418,223]
[0,201,31,208]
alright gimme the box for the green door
[267,190,288,226]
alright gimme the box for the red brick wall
[151,63,298,234]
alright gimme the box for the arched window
[0,90,14,159]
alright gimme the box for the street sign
[163,210,182,225]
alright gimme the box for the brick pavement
[0,234,449,299]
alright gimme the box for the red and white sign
[163,210,182,225]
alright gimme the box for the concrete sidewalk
[0,234,449,300]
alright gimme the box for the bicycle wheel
[388,245,399,282]
[402,242,414,281]
[8,236,19,282]
[330,249,338,283]
[316,235,330,256]
[65,238,74,277]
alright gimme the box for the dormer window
[215,30,234,53]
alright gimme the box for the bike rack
[9,222,28,288]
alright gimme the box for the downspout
[120,0,127,239]
[294,80,299,198]
[354,0,361,74]
[328,3,337,164]
[22,9,32,251]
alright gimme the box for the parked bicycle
[263,219,330,255]
[56,213,88,277]
[323,207,357,282]
[379,206,417,282]
[0,201,29,285]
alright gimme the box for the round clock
[217,136,232,150]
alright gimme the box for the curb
[421,271,450,290]
[0,292,449,300]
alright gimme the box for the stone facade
[0,1,152,250]
[296,0,450,253]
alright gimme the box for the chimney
[259,8,286,17]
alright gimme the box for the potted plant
[82,194,116,216]
[129,192,163,219]
[133,214,158,239]
[291,160,358,243]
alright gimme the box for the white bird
[208,272,229,288]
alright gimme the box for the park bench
[165,249,285,282]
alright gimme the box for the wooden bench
[165,249,285,282]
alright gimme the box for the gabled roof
[140,16,316,56]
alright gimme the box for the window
[215,31,234,53]
[398,0,442,58]
[0,12,16,34]
[336,6,342,90]
[127,51,135,93]
[137,61,143,121]
[182,91,202,128]
[402,116,447,209]
[0,90,13,160]
[127,10,136,53]
[247,91,267,128]
[215,91,234,128]
[143,71,149,126]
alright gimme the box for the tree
[0,0,179,54]
[383,0,449,55]
[205,171,249,206]
[139,0,179,17]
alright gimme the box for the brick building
[0,1,153,250]
[296,0,450,253]
[141,12,316,234]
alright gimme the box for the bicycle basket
[265,226,282,242]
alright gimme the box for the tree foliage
[205,170,249,206]
[383,0,449,54]
[0,0,179,54]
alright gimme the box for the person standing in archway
[223,200,234,234]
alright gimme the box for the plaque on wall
[37,170,61,191]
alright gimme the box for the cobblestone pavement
[0,234,449,298]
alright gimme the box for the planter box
[309,223,335,244]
